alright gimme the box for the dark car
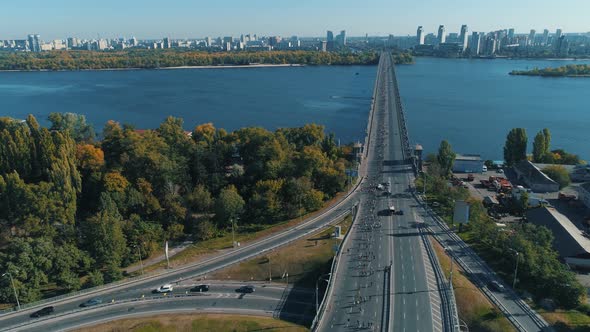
[80,298,102,307]
[236,285,255,293]
[30,306,54,318]
[489,280,505,292]
[190,284,210,292]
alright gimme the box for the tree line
[0,114,354,304]
[419,140,585,309]
[510,64,590,77]
[0,49,390,71]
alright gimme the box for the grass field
[210,215,352,288]
[75,313,309,332]
[432,238,516,332]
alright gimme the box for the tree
[503,128,528,166]
[543,166,571,189]
[48,112,95,143]
[532,131,546,163]
[214,185,245,227]
[437,140,456,177]
[517,191,529,214]
[186,184,213,213]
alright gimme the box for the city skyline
[1,0,589,40]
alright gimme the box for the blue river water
[0,58,589,160]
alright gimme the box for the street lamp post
[513,252,520,289]
[135,244,144,275]
[315,273,331,313]
[2,272,20,310]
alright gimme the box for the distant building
[27,34,41,52]
[326,30,334,50]
[437,25,446,45]
[205,37,212,47]
[459,25,468,51]
[320,41,327,52]
[528,29,536,46]
[452,154,484,173]
[526,207,590,269]
[555,28,563,40]
[542,29,549,46]
[470,32,481,55]
[417,26,425,45]
[555,35,569,56]
[130,37,138,47]
[513,160,559,193]
[507,28,515,42]
[163,37,170,49]
[338,30,347,46]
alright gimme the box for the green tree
[186,184,213,213]
[543,165,571,189]
[503,128,528,166]
[532,131,547,163]
[48,112,95,143]
[214,185,245,227]
[437,140,456,177]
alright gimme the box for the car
[482,166,488,172]
[497,169,504,174]
[190,284,210,292]
[80,298,102,307]
[377,184,384,190]
[236,285,255,293]
[153,284,174,293]
[489,280,505,292]
[30,306,54,318]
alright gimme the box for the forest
[0,49,390,71]
[510,64,590,77]
[0,113,354,303]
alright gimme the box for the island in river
[509,64,590,77]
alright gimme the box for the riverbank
[509,63,590,77]
[0,63,306,73]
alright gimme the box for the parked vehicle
[389,205,396,215]
[30,306,54,318]
[466,174,475,182]
[482,165,488,172]
[80,298,102,307]
[236,285,255,293]
[153,284,174,293]
[190,284,210,292]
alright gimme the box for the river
[1,57,589,160]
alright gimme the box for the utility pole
[2,272,20,310]
[231,217,235,248]
[136,245,144,275]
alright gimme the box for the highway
[6,282,315,332]
[318,53,446,332]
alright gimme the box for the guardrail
[311,203,359,331]
[1,176,364,318]
[420,225,459,332]
[417,195,550,332]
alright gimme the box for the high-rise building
[528,29,536,46]
[459,25,468,51]
[27,34,41,52]
[163,37,170,49]
[326,30,335,51]
[555,35,569,56]
[555,29,563,40]
[437,25,446,45]
[339,30,346,46]
[470,31,481,55]
[508,28,515,41]
[205,37,212,47]
[417,26,425,45]
[542,29,549,46]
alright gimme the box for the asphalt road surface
[2,282,315,332]
[318,53,443,332]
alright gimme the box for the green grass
[211,215,352,289]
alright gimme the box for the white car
[153,284,174,293]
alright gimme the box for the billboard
[453,200,470,224]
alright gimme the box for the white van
[482,165,488,172]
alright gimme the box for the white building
[417,26,425,45]
[437,25,446,44]
[459,25,468,51]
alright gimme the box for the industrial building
[526,207,590,269]
[452,154,484,173]
[513,160,559,193]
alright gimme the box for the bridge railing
[387,53,414,170]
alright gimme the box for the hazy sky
[2,0,588,40]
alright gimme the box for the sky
[2,0,589,40]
